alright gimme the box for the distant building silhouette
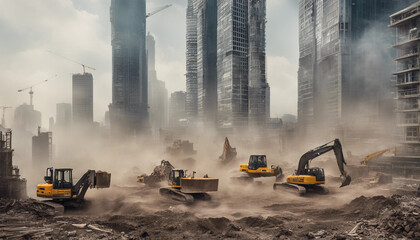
[72,73,93,125]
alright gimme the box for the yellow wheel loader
[37,167,111,208]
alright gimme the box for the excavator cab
[169,169,185,188]
[37,168,74,199]
[53,168,73,190]
[302,167,325,182]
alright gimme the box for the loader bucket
[95,171,111,188]
[339,174,351,188]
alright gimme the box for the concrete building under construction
[390,2,420,156]
[0,131,27,199]
[109,0,149,134]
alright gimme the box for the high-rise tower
[109,0,148,134]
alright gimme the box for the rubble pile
[376,195,420,239]
[343,195,420,239]
[0,198,54,217]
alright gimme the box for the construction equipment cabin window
[249,155,267,170]
[54,169,72,189]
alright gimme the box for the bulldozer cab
[303,168,325,182]
[169,169,184,188]
[50,168,73,190]
[249,155,267,170]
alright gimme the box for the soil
[0,179,419,239]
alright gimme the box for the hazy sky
[0,0,298,127]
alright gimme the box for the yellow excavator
[273,139,351,195]
[239,155,283,180]
[37,167,111,208]
[361,147,396,166]
[159,169,218,204]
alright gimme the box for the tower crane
[47,50,96,74]
[146,4,172,18]
[0,106,12,127]
[17,79,49,106]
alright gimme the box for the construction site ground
[1,178,419,240]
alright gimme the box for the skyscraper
[109,0,148,134]
[72,73,93,125]
[56,103,72,128]
[196,0,218,125]
[147,33,168,131]
[186,0,198,120]
[169,91,187,128]
[297,0,417,139]
[248,0,268,126]
[217,0,249,126]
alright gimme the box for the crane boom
[146,4,172,18]
[17,79,49,106]
[47,50,96,73]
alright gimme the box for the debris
[67,230,77,237]
[72,223,87,229]
[87,224,113,233]
[348,222,363,236]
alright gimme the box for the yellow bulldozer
[159,169,218,204]
[239,155,283,181]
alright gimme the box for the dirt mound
[345,195,400,219]
[0,198,54,217]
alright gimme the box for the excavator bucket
[340,174,351,188]
[95,171,111,188]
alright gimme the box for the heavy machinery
[273,139,351,195]
[239,155,283,181]
[137,160,174,186]
[159,169,218,204]
[361,147,396,166]
[37,168,111,208]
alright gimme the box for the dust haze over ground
[3,125,419,239]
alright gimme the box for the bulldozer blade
[340,175,352,188]
[180,178,218,193]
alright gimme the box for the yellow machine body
[240,164,275,174]
[36,183,73,199]
[286,175,325,185]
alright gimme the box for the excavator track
[159,187,194,204]
[273,182,306,195]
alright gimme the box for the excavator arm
[72,170,111,200]
[297,139,351,187]
[72,170,96,200]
